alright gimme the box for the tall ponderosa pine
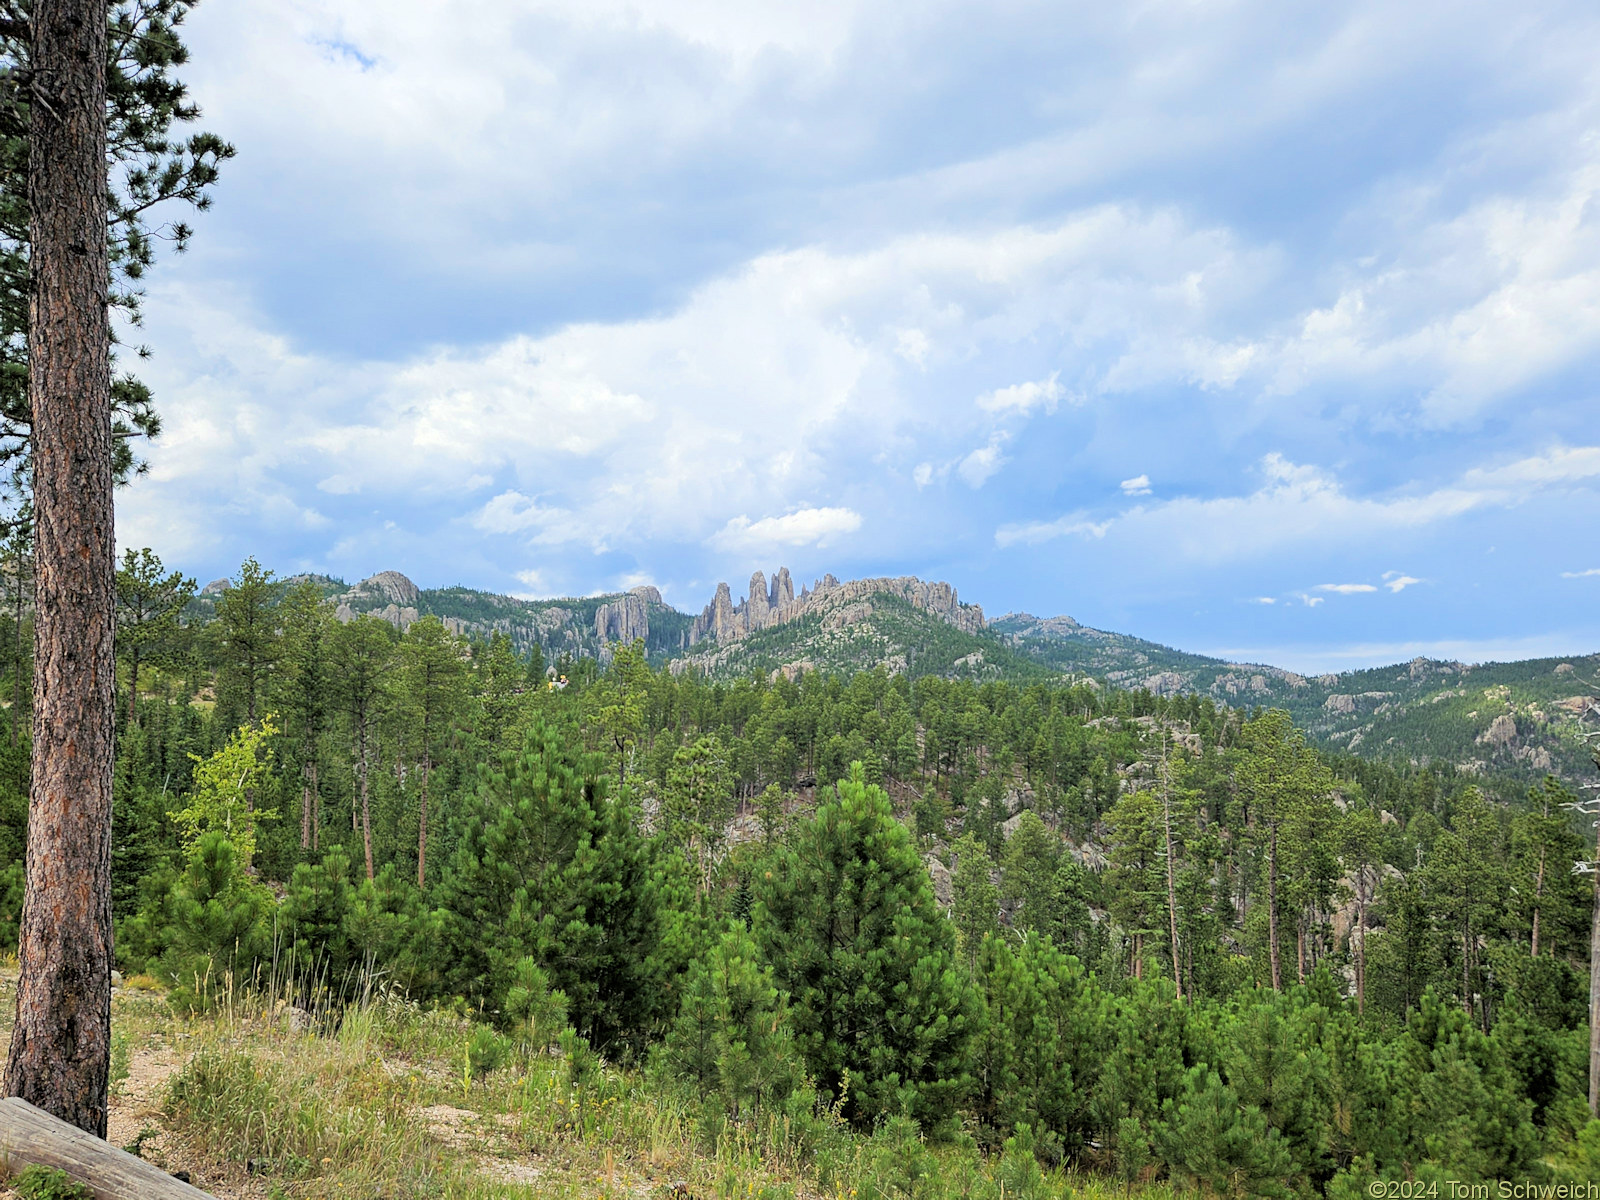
[277,580,333,851]
[213,557,281,728]
[1422,789,1505,1025]
[3,0,118,1135]
[661,735,733,894]
[754,763,974,1132]
[1339,805,1384,1014]
[331,615,393,880]
[950,831,998,974]
[1235,711,1333,991]
[587,639,649,780]
[397,616,464,888]
[114,545,193,726]
[473,631,522,749]
[1104,790,1164,980]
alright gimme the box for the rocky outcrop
[1143,671,1188,696]
[594,586,659,645]
[999,612,1084,637]
[333,571,423,632]
[1322,691,1395,714]
[925,854,953,907]
[360,571,420,607]
[201,577,230,595]
[688,568,986,646]
[745,572,772,631]
[1478,714,1518,748]
[338,601,419,631]
[691,582,739,643]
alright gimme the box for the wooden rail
[0,1096,214,1198]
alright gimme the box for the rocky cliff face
[335,571,422,631]
[594,586,662,645]
[688,568,985,646]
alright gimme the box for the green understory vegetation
[1,551,1598,1197]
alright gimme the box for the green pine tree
[753,762,974,1133]
[431,720,659,1048]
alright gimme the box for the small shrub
[11,1165,94,1200]
[999,1123,1046,1200]
[467,1025,510,1078]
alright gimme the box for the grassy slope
[0,968,1179,1200]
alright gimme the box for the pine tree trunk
[1160,760,1182,1001]
[11,547,23,746]
[1355,868,1367,1016]
[126,645,138,728]
[4,0,115,1137]
[1588,820,1600,1117]
[1533,844,1547,958]
[1267,824,1282,991]
[416,753,429,889]
[300,766,311,849]
[357,720,373,881]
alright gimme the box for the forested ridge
[178,562,1600,799]
[4,549,1600,1192]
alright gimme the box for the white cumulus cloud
[977,374,1065,416]
[958,436,1009,488]
[995,446,1600,562]
[710,507,862,552]
[995,515,1112,548]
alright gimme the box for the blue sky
[117,0,1600,674]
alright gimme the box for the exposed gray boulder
[360,570,420,607]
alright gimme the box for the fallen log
[0,1096,214,1198]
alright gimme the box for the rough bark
[1267,824,1282,991]
[1160,750,1182,1002]
[416,753,429,889]
[357,719,373,881]
[1533,815,1548,957]
[10,544,23,745]
[4,0,116,1137]
[1589,819,1600,1117]
[1354,866,1368,1015]
[126,643,138,728]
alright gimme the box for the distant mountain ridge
[188,564,1600,792]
